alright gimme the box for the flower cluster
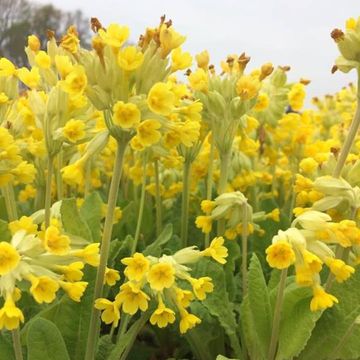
[95,237,228,333]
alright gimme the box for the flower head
[0,242,20,275]
[147,262,175,291]
[266,241,296,269]
[310,285,338,312]
[202,236,228,264]
[121,252,150,281]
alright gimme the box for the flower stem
[217,150,231,235]
[55,151,63,200]
[2,184,18,221]
[333,72,360,178]
[44,156,54,228]
[154,158,162,237]
[268,268,288,360]
[180,159,192,247]
[85,139,127,360]
[12,328,23,360]
[84,161,92,197]
[332,316,359,357]
[241,201,248,297]
[131,153,148,254]
[204,133,215,248]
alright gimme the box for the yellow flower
[195,50,210,70]
[55,55,74,79]
[301,250,323,274]
[179,310,201,334]
[61,160,85,186]
[289,83,306,111]
[94,298,121,327]
[295,264,315,286]
[147,82,175,115]
[159,25,186,57]
[9,216,37,235]
[310,285,338,312]
[98,23,130,48]
[0,242,20,275]
[190,277,214,300]
[44,225,70,255]
[35,51,51,69]
[29,276,59,304]
[175,288,194,308]
[179,120,200,147]
[0,58,16,77]
[266,241,296,269]
[61,65,87,95]
[236,75,261,100]
[136,119,161,147]
[0,297,24,330]
[28,35,41,52]
[12,161,36,184]
[325,258,355,283]
[117,46,144,71]
[150,301,176,328]
[63,119,86,142]
[200,200,215,214]
[202,236,228,264]
[116,282,149,315]
[17,67,40,89]
[254,93,270,111]
[121,252,150,281]
[171,47,192,71]
[59,281,88,302]
[60,26,80,54]
[188,68,208,92]
[57,262,84,282]
[195,215,212,234]
[299,158,318,174]
[147,262,175,291]
[104,267,120,286]
[112,101,141,129]
[73,243,100,266]
[266,208,280,222]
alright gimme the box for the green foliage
[28,267,97,360]
[61,198,93,241]
[26,318,70,360]
[274,283,321,360]
[80,192,103,242]
[243,254,272,359]
[192,258,242,358]
[0,333,15,360]
[95,335,115,360]
[143,223,173,256]
[299,266,360,360]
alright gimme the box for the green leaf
[224,241,241,301]
[143,223,173,256]
[0,219,11,242]
[30,267,97,360]
[26,318,70,360]
[216,355,238,360]
[247,254,272,358]
[0,333,15,360]
[239,297,266,360]
[275,283,321,360]
[80,192,103,242]
[192,258,242,358]
[95,335,115,360]
[299,266,360,360]
[61,198,93,241]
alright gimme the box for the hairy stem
[85,140,127,360]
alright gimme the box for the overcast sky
[37,0,360,104]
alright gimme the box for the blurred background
[1,0,360,103]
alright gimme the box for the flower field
[1,14,360,360]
